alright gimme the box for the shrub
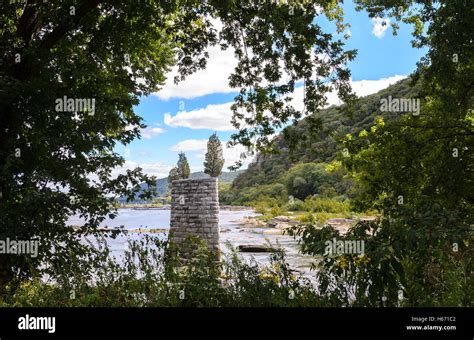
[302,197,350,214]
[0,235,330,307]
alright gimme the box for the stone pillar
[169,178,220,260]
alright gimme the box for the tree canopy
[2,0,470,307]
[0,0,355,289]
[226,0,473,306]
[293,0,474,306]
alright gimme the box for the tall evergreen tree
[204,133,225,178]
[167,167,180,187]
[177,152,190,179]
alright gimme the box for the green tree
[177,152,190,179]
[290,0,474,307]
[167,167,180,188]
[204,133,224,178]
[284,163,331,200]
[0,0,354,293]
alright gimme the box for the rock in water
[263,229,284,235]
[238,245,278,253]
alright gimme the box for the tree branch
[39,0,101,50]
[17,0,40,45]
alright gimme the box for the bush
[289,211,473,307]
[286,198,305,211]
[0,235,331,307]
[220,183,287,206]
[302,197,350,214]
[222,161,353,206]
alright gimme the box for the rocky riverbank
[233,215,377,236]
[119,204,251,211]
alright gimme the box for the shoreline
[117,204,252,211]
[233,215,378,235]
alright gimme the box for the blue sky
[115,1,427,179]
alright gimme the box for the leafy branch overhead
[1,0,355,288]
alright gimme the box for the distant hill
[190,171,244,182]
[154,170,244,195]
[119,170,245,202]
[231,77,421,190]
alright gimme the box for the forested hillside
[222,77,422,205]
[235,76,421,187]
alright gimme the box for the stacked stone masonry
[169,178,220,254]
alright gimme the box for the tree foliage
[231,77,421,190]
[204,133,224,178]
[167,167,180,188]
[285,163,332,200]
[291,0,474,306]
[0,0,355,291]
[231,0,473,307]
[177,152,190,180]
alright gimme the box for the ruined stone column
[169,178,220,260]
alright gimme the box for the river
[67,208,316,277]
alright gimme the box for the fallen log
[238,245,279,253]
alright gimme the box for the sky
[114,1,427,179]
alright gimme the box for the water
[67,209,316,276]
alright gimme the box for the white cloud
[169,139,208,152]
[164,103,235,131]
[222,143,252,169]
[111,160,173,179]
[372,17,391,39]
[156,41,297,100]
[155,45,237,100]
[164,75,406,131]
[140,127,165,139]
[290,74,406,109]
[351,75,406,97]
[155,17,390,102]
[154,16,296,101]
